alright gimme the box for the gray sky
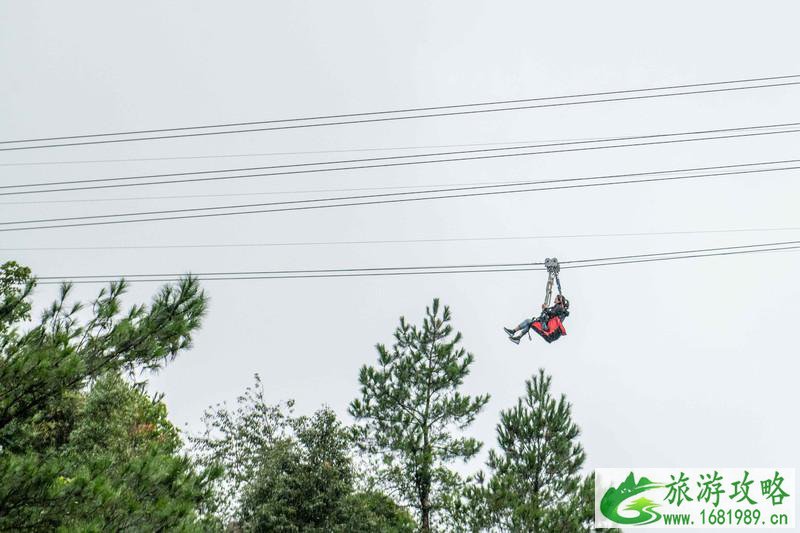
[2,2,798,530]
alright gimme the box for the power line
[0,137,603,167]
[6,225,800,252]
[6,129,666,190]
[4,160,799,227]
[0,179,525,206]
[33,240,800,284]
[9,160,798,224]
[4,121,795,190]
[2,74,799,151]
[4,122,799,197]
[3,160,797,232]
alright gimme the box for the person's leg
[512,318,532,340]
[505,317,530,335]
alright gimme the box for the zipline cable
[33,239,800,279]
[2,161,797,232]
[3,74,800,151]
[562,245,800,270]
[559,240,800,265]
[4,123,800,197]
[32,240,800,284]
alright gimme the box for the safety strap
[543,257,560,306]
[543,272,554,308]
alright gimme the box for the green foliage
[342,491,416,533]
[195,375,414,532]
[0,267,206,435]
[193,374,295,522]
[0,263,615,532]
[0,374,218,531]
[0,261,33,339]
[486,368,585,530]
[350,298,490,531]
[67,374,217,531]
[462,369,617,532]
[240,409,414,532]
[238,408,354,531]
[0,262,215,530]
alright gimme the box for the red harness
[531,316,567,343]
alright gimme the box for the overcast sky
[1,2,798,531]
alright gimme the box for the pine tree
[350,298,490,531]
[59,374,218,530]
[482,368,586,532]
[0,261,215,529]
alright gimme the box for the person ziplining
[504,258,570,344]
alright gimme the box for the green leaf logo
[600,472,663,525]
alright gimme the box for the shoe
[509,336,520,345]
[503,327,515,337]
